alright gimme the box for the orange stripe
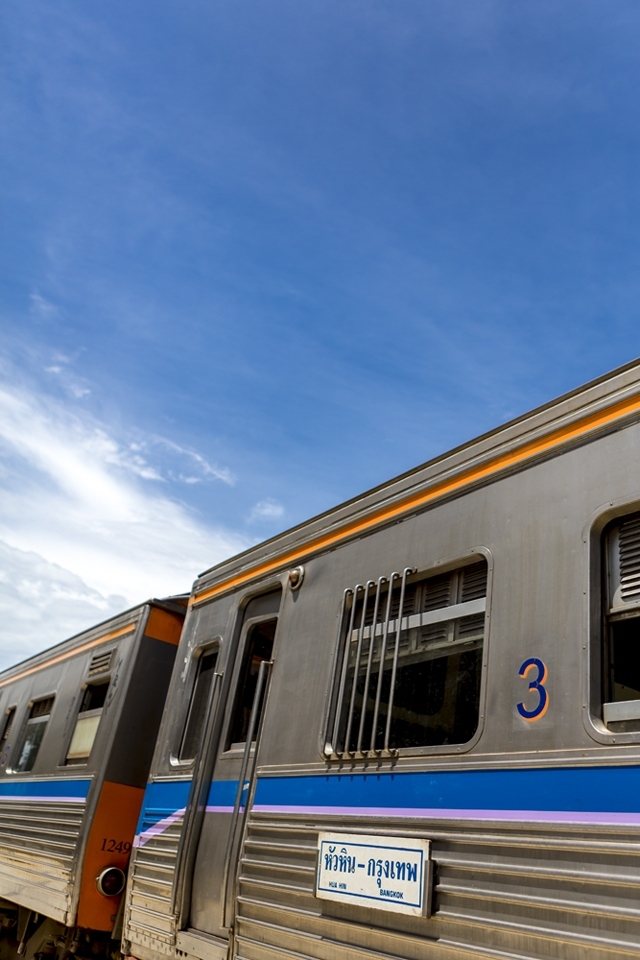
[192,388,640,607]
[0,625,136,688]
[144,607,184,645]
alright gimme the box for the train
[0,597,186,960]
[4,359,640,960]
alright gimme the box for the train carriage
[0,596,186,960]
[123,359,640,960]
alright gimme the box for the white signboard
[316,832,431,917]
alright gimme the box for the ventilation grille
[422,573,451,611]
[30,697,54,719]
[461,561,489,602]
[619,515,640,604]
[357,561,488,628]
[88,649,114,676]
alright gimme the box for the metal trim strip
[0,627,135,688]
[191,388,640,607]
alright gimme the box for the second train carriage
[122,358,640,960]
[0,596,186,960]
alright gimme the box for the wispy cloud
[148,436,234,485]
[248,498,285,523]
[0,374,248,665]
[43,350,92,400]
[29,292,59,320]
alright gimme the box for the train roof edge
[0,594,189,684]
[192,355,640,603]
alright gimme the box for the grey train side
[0,597,185,960]
[123,360,640,960]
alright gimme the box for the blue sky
[1,1,640,665]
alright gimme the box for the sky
[1,1,640,667]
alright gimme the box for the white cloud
[29,292,59,319]
[44,351,92,400]
[248,498,285,523]
[0,377,249,666]
[0,541,126,670]
[150,436,234,485]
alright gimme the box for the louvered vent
[619,515,640,604]
[422,573,452,611]
[461,561,488,602]
[88,649,113,676]
[30,697,54,719]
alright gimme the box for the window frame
[64,678,111,766]
[9,694,56,774]
[321,549,492,762]
[169,638,221,769]
[586,507,640,744]
[0,706,17,768]
[221,612,279,757]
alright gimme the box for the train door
[176,588,281,958]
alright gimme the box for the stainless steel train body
[0,597,185,960]
[123,360,640,960]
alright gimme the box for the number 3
[517,657,549,721]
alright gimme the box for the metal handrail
[344,581,372,753]
[330,588,356,752]
[222,658,273,929]
[370,572,400,752]
[384,567,414,751]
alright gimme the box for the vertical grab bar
[330,588,358,753]
[356,577,385,754]
[222,658,273,929]
[370,572,399,753]
[384,567,414,752]
[344,581,373,754]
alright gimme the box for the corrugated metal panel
[234,813,640,960]
[0,799,84,922]
[125,811,183,954]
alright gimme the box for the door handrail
[222,658,273,929]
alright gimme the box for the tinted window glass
[14,697,54,772]
[329,562,487,754]
[227,620,276,748]
[179,651,218,761]
[0,708,15,767]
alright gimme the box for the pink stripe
[135,807,186,847]
[205,805,234,814]
[252,805,640,825]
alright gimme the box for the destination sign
[316,832,431,917]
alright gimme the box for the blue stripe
[137,764,640,836]
[136,779,191,833]
[137,778,240,834]
[0,778,90,800]
[253,765,640,814]
[206,779,239,808]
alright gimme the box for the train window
[325,560,487,756]
[13,697,54,772]
[66,682,109,764]
[178,650,218,761]
[0,707,15,766]
[603,514,640,731]
[227,619,276,749]
[0,707,15,747]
